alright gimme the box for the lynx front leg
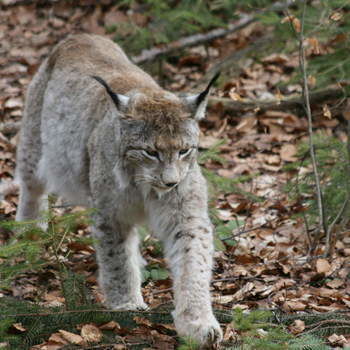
[92,218,147,311]
[164,223,223,345]
[16,180,45,222]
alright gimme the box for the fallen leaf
[280,144,297,162]
[282,300,306,311]
[288,320,305,334]
[58,330,84,345]
[328,333,347,345]
[316,258,331,274]
[323,104,331,119]
[99,320,120,330]
[80,324,102,343]
[11,322,26,332]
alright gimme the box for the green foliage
[111,0,228,55]
[177,336,201,350]
[214,219,242,250]
[198,140,227,165]
[285,133,350,228]
[0,209,94,289]
[231,309,331,350]
[142,264,169,282]
[275,0,350,90]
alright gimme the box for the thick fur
[16,34,222,345]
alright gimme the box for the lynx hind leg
[92,222,147,311]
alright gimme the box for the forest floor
[0,1,349,349]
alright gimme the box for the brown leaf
[236,115,257,133]
[99,320,120,330]
[322,104,331,119]
[48,333,69,345]
[133,316,153,328]
[282,300,306,311]
[80,324,102,343]
[280,144,297,162]
[328,333,347,345]
[11,322,26,333]
[288,320,305,334]
[316,258,331,274]
[58,330,84,345]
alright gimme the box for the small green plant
[177,336,201,350]
[0,209,93,289]
[285,133,350,231]
[231,309,330,350]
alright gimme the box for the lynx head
[92,74,219,197]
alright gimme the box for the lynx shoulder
[16,34,222,345]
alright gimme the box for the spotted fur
[15,34,222,345]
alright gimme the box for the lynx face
[116,94,201,196]
[123,119,199,196]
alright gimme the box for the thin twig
[324,198,349,256]
[294,152,313,251]
[221,224,267,241]
[299,0,327,246]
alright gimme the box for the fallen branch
[132,14,255,64]
[208,88,345,113]
[132,0,294,64]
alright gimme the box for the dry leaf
[133,316,153,328]
[11,322,26,332]
[229,88,243,101]
[307,37,320,55]
[330,12,342,21]
[326,279,343,289]
[280,144,297,162]
[328,333,347,345]
[316,258,331,274]
[281,15,300,32]
[322,104,331,119]
[236,115,257,133]
[99,320,120,330]
[48,333,69,345]
[289,320,305,334]
[58,330,84,345]
[282,300,306,311]
[80,324,102,343]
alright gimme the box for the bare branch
[208,88,344,113]
[324,198,349,257]
[132,0,294,64]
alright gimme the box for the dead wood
[132,0,294,64]
[208,88,345,113]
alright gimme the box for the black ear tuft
[196,72,221,107]
[91,75,121,108]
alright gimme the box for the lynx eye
[142,149,159,160]
[179,148,191,157]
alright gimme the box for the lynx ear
[182,72,220,121]
[91,76,129,111]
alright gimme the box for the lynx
[15,34,222,345]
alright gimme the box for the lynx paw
[111,300,148,311]
[174,313,223,346]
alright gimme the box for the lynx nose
[165,182,177,188]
